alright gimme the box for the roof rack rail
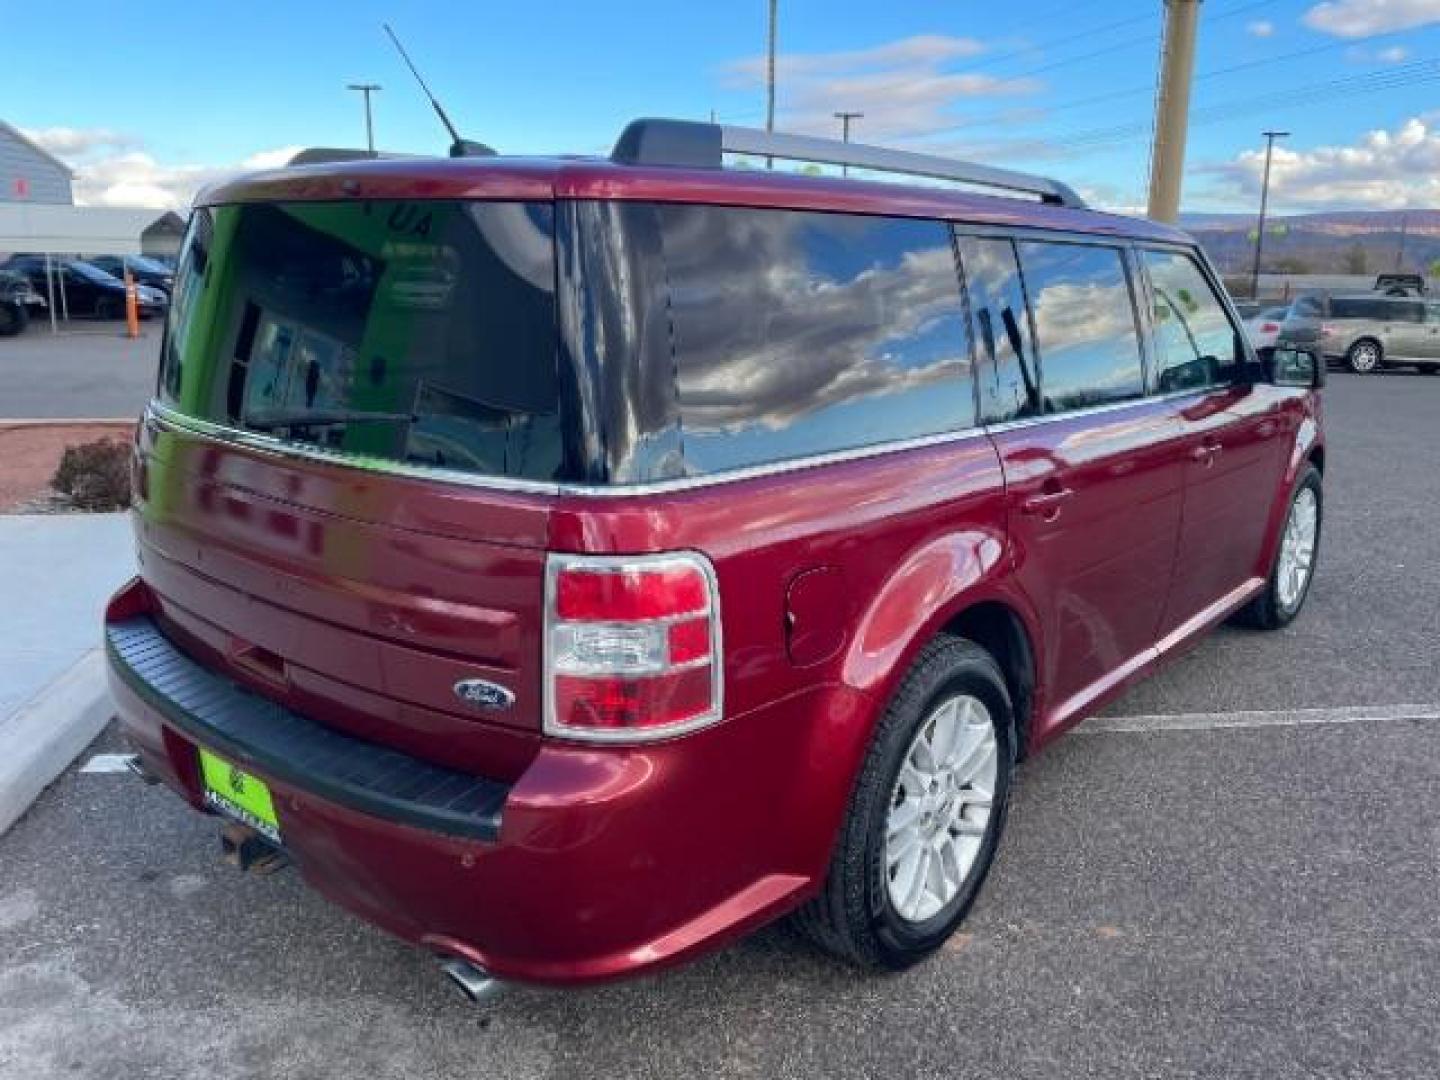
[610,118,1086,209]
[285,148,432,167]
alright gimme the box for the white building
[0,120,74,205]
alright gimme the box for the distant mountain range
[1179,209,1440,277]
[1181,208,1440,233]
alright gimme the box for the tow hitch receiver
[220,821,290,875]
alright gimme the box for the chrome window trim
[146,401,993,499]
[980,386,1204,434]
[148,386,1220,500]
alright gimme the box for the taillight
[1260,322,1280,333]
[544,553,722,742]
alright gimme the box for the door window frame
[1133,241,1258,396]
[951,223,1154,419]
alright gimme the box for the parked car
[0,269,46,336]
[105,118,1326,997]
[1245,303,1290,349]
[88,254,176,295]
[1280,292,1440,373]
[1373,272,1427,296]
[0,255,167,319]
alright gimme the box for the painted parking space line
[1078,702,1440,734]
[79,754,135,774]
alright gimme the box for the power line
[1049,59,1440,151]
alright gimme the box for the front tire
[1346,338,1382,374]
[1237,465,1322,630]
[793,635,1014,970]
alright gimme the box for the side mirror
[1259,346,1325,389]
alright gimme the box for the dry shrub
[51,438,132,511]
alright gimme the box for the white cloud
[23,130,304,209]
[1345,41,1415,60]
[725,35,986,82]
[1204,115,1440,210]
[722,35,1040,141]
[1247,19,1276,37]
[20,127,139,156]
[1302,0,1440,38]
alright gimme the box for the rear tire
[0,302,26,336]
[792,635,1014,970]
[1346,339,1382,374]
[1236,465,1322,631]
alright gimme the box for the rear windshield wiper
[243,408,417,431]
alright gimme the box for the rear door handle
[1021,487,1074,516]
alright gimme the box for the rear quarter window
[657,206,977,474]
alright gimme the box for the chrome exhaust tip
[440,957,505,1005]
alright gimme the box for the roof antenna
[382,23,495,158]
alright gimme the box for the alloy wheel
[1349,342,1380,373]
[885,694,997,924]
[1277,487,1318,610]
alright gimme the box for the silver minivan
[1280,293,1440,374]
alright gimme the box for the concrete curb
[0,649,112,836]
[0,418,138,427]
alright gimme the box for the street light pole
[347,83,382,153]
[1250,130,1288,301]
[833,111,862,176]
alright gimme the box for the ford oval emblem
[453,678,516,712]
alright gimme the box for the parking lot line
[1078,702,1440,734]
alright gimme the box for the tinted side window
[1332,298,1422,322]
[659,206,976,474]
[1142,249,1242,393]
[956,235,1039,423]
[1017,241,1143,413]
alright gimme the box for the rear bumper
[106,580,872,985]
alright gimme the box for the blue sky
[4,0,1438,212]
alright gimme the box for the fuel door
[784,566,848,668]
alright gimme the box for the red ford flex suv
[106,119,1326,997]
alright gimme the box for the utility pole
[1249,130,1288,301]
[766,0,777,168]
[834,111,862,175]
[347,83,382,153]
[1147,0,1202,223]
[1395,212,1409,269]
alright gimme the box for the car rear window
[158,200,566,482]
[1330,297,1423,322]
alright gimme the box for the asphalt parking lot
[0,327,159,418]
[2,374,1438,1079]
